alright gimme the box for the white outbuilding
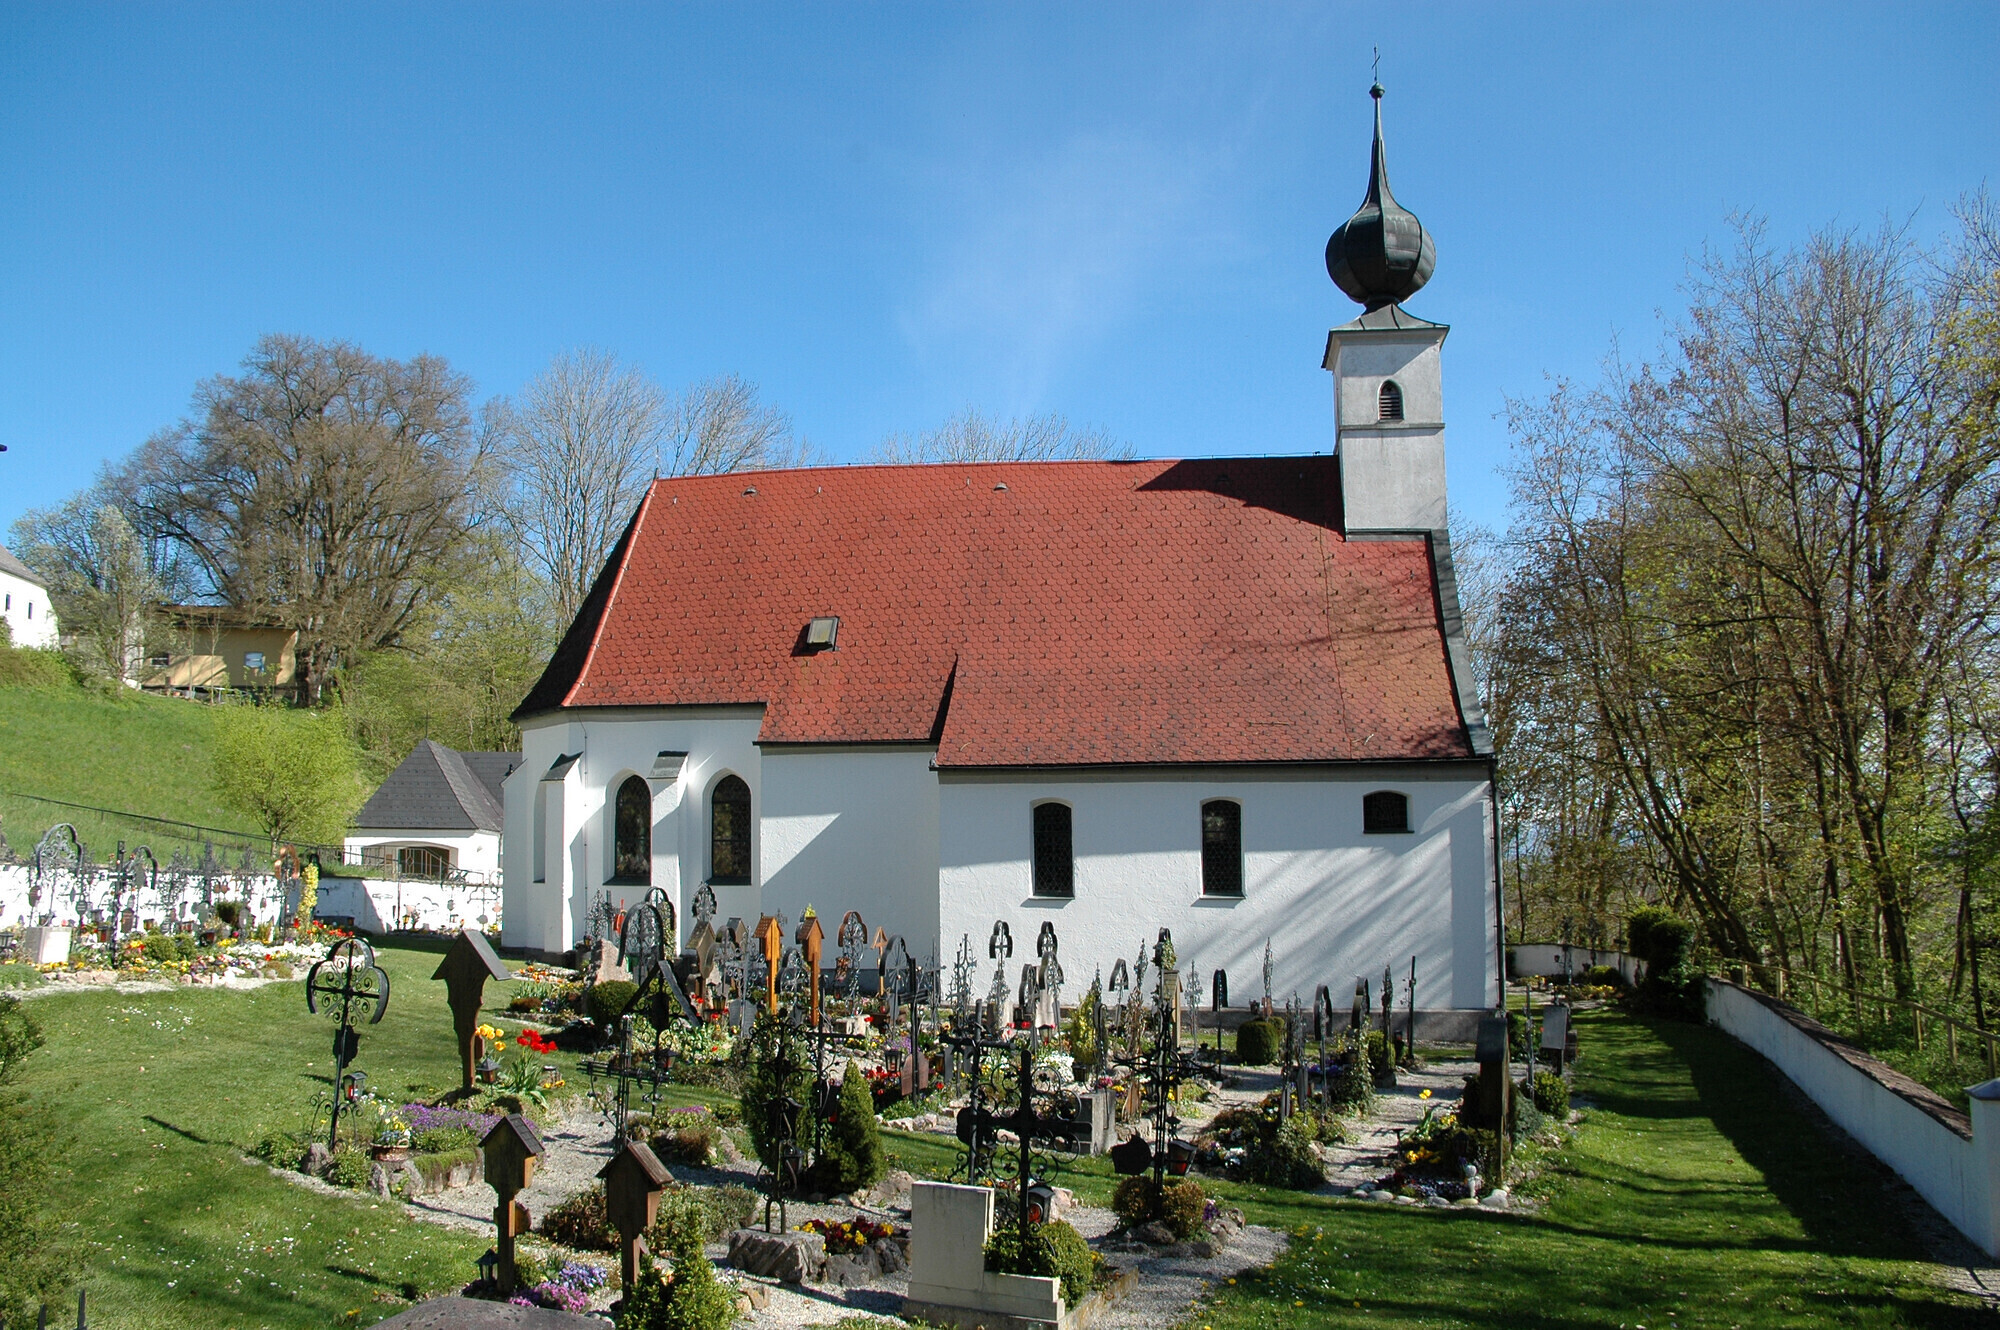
[0,544,57,649]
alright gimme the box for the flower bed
[799,1215,897,1255]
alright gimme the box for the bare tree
[8,490,173,682]
[873,409,1130,464]
[117,335,485,705]
[490,349,669,623]
[492,356,797,622]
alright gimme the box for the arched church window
[710,775,752,885]
[1031,801,1073,898]
[612,775,651,883]
[1201,800,1243,896]
[1378,380,1404,421]
[1363,790,1411,834]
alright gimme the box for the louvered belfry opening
[1378,379,1405,421]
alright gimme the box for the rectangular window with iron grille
[1201,800,1243,896]
[1032,802,1073,898]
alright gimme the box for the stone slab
[368,1296,607,1328]
[910,1181,994,1292]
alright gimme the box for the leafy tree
[117,334,487,705]
[210,702,364,850]
[8,489,187,683]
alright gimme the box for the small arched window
[1378,380,1404,422]
[1031,802,1074,898]
[1363,790,1411,834]
[612,775,652,883]
[710,775,752,885]
[1201,800,1243,896]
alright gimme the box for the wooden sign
[432,929,512,1092]
[796,912,825,1024]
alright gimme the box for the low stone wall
[1705,977,2000,1257]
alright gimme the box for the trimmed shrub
[621,1190,736,1330]
[587,980,639,1025]
[1366,1029,1395,1086]
[327,1148,372,1188]
[741,1009,813,1183]
[808,1062,885,1195]
[1530,1070,1570,1119]
[986,1219,1096,1306]
[1234,1018,1285,1066]
[1582,965,1629,990]
[1111,1175,1155,1229]
[1628,906,1703,1018]
[1158,1178,1207,1240]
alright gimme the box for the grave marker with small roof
[480,1113,546,1294]
[433,928,512,1091]
[598,1138,671,1294]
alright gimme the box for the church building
[501,85,1503,1024]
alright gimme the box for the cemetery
[0,811,1989,1328]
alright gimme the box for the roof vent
[743,486,758,496]
[804,616,839,651]
[994,483,1008,491]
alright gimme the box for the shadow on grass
[1646,1014,1938,1263]
[143,1113,215,1145]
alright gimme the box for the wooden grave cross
[598,1138,671,1294]
[795,911,825,1024]
[753,915,784,1014]
[433,928,512,1092]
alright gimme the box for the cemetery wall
[1706,978,1997,1256]
[1508,944,1645,985]
[0,862,500,936]
[938,763,1500,1014]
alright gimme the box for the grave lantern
[480,1113,546,1294]
[433,927,512,1092]
[598,1138,671,1294]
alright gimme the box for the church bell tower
[1323,81,1449,538]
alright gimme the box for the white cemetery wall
[1706,977,1998,1257]
[342,828,501,879]
[503,708,764,956]
[760,746,940,958]
[1509,944,1646,986]
[310,874,502,934]
[938,763,1499,1014]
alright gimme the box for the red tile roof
[513,457,1476,766]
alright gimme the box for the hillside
[0,665,286,864]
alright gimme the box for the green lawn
[13,939,549,1329]
[18,955,1985,1330]
[1180,1010,1983,1329]
[0,680,278,862]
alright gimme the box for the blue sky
[2,4,1995,541]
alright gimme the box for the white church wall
[502,707,764,955]
[760,746,941,954]
[937,765,1498,1013]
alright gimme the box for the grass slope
[0,680,276,860]
[14,941,507,1329]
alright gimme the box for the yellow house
[141,606,299,696]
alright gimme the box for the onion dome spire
[1325,82,1436,309]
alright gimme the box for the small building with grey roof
[344,739,518,887]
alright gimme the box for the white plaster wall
[0,567,57,649]
[1332,336,1444,428]
[1706,979,1995,1255]
[938,768,1498,1012]
[1331,331,1448,534]
[503,708,764,955]
[760,747,941,955]
[342,829,501,879]
[1510,944,1645,985]
[311,875,503,935]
